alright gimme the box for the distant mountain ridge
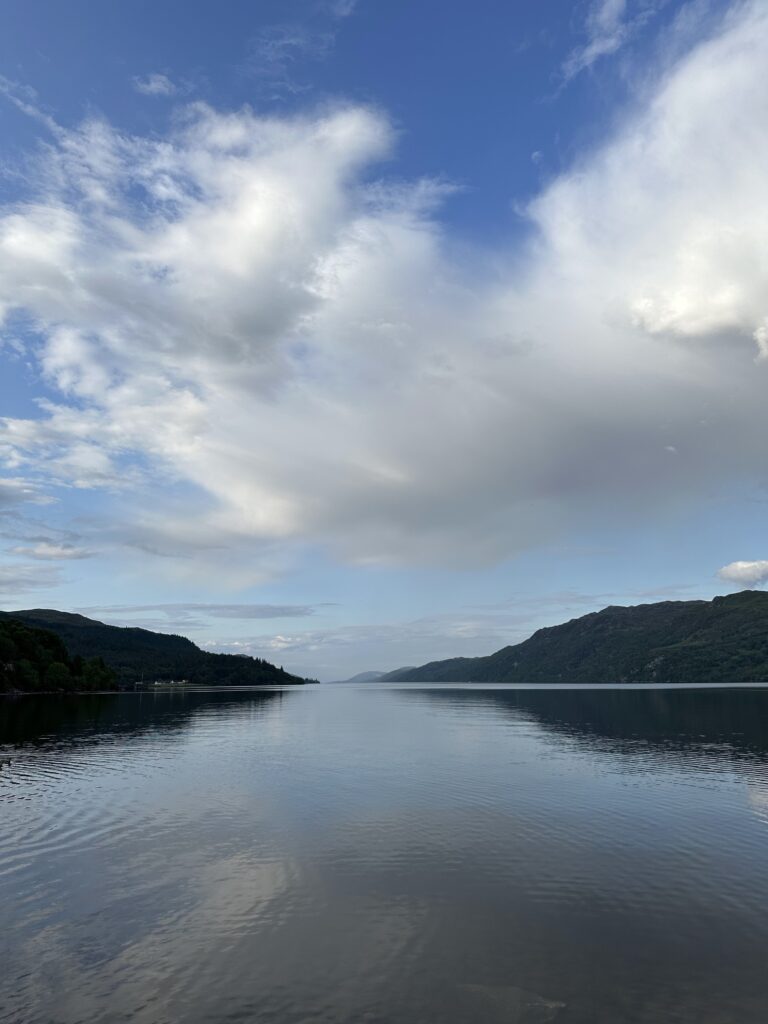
[333,671,386,684]
[381,591,768,684]
[0,609,307,687]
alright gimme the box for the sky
[1,0,767,679]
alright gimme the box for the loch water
[2,684,768,1024]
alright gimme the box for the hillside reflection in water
[2,685,768,1024]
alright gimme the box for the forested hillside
[0,618,116,693]
[0,610,307,687]
[382,591,768,684]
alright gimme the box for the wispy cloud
[324,0,359,17]
[243,0,359,95]
[132,73,179,97]
[0,479,51,508]
[71,602,320,637]
[243,23,334,93]
[562,0,666,80]
[78,602,318,620]
[0,74,60,134]
[11,541,91,561]
[0,562,62,598]
[471,584,699,613]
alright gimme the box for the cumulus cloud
[1,2,768,578]
[538,1,768,355]
[717,560,768,587]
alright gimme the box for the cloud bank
[1,1,768,583]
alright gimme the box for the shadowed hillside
[0,618,116,693]
[0,610,307,687]
[382,591,768,683]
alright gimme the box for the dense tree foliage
[0,610,307,687]
[383,590,768,684]
[0,619,116,693]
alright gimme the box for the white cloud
[1,2,768,578]
[10,541,91,560]
[538,1,768,352]
[65,602,317,635]
[326,0,358,17]
[717,560,768,587]
[77,602,317,620]
[0,74,60,134]
[243,0,359,95]
[563,0,665,80]
[77,598,315,622]
[133,73,178,97]
[0,478,48,507]
[565,0,630,78]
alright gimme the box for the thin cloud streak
[77,602,319,619]
[562,0,670,81]
[11,542,91,561]
[0,563,63,598]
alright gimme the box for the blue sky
[1,0,767,678]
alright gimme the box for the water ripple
[3,686,768,1024]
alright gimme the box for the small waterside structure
[132,679,190,690]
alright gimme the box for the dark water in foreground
[2,685,768,1024]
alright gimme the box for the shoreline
[5,680,768,697]
[0,689,120,698]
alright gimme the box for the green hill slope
[0,618,116,693]
[0,609,307,687]
[382,591,768,684]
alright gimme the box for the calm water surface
[2,685,768,1024]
